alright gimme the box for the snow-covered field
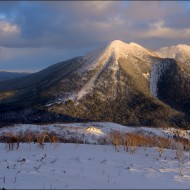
[0,122,190,189]
[0,143,190,189]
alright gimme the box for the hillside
[0,40,190,129]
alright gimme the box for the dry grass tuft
[108,131,190,153]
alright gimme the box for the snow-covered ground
[0,122,190,189]
[0,143,190,189]
[0,122,189,143]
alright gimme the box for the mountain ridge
[0,71,30,81]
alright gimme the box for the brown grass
[2,132,20,151]
[0,131,84,150]
[108,131,190,152]
[0,130,189,153]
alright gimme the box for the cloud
[0,1,190,71]
[1,1,190,49]
[125,1,185,21]
[0,20,20,34]
[0,1,125,49]
[143,21,190,39]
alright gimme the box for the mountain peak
[107,40,128,59]
[129,41,143,48]
[108,40,143,49]
[156,43,190,61]
[105,40,155,60]
[176,44,190,52]
[177,44,190,48]
[108,40,126,47]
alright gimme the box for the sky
[0,1,190,72]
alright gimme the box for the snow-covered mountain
[156,44,190,65]
[46,40,157,103]
[0,40,190,129]
[156,44,190,116]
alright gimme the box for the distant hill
[0,71,30,81]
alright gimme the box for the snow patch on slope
[150,60,171,97]
[142,72,150,79]
[76,54,112,100]
[79,47,107,72]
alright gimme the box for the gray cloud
[0,1,190,71]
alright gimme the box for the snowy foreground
[0,122,190,189]
[0,143,190,189]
